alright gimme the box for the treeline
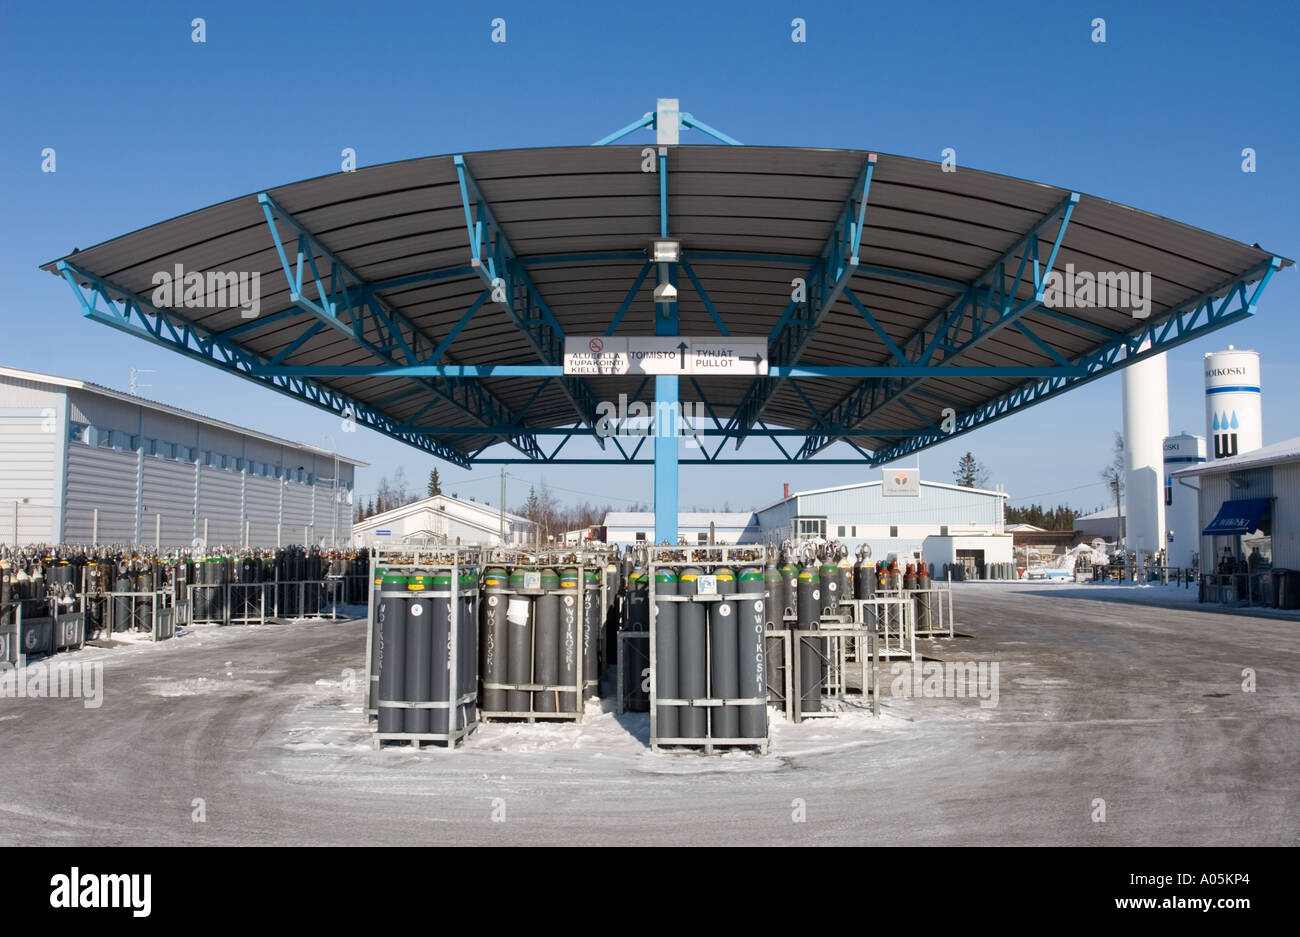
[1005,503,1091,530]
[514,480,647,541]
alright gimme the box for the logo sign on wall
[881,468,920,497]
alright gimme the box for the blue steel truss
[726,154,878,445]
[54,124,1287,478]
[797,192,1079,457]
[255,193,543,460]
[452,155,606,447]
[592,110,743,146]
[54,261,474,468]
[866,257,1284,465]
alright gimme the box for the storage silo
[1204,348,1262,460]
[1121,348,1169,559]
[1162,433,1206,567]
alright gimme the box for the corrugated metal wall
[245,475,281,546]
[1197,473,1230,573]
[282,481,314,542]
[64,443,139,543]
[0,410,60,544]
[1271,463,1300,570]
[197,464,243,545]
[797,483,1004,528]
[141,457,196,547]
[3,378,360,549]
[753,498,797,542]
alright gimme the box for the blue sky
[2,0,1296,516]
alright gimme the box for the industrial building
[1174,436,1300,575]
[351,493,533,547]
[752,473,1011,570]
[0,366,363,548]
[1074,507,1124,542]
[601,511,759,546]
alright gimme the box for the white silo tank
[1121,347,1169,558]
[1163,433,1206,567]
[1204,347,1262,460]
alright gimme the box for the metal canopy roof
[43,143,1289,469]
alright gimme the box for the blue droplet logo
[1230,411,1239,430]
[1212,412,1220,430]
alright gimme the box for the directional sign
[564,337,768,376]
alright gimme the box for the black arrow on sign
[677,342,688,370]
[740,354,763,365]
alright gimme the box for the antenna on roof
[129,368,154,396]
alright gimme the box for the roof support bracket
[55,261,473,468]
[453,154,606,447]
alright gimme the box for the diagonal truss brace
[453,154,607,448]
[799,192,1079,456]
[726,154,877,445]
[592,110,743,146]
[868,256,1284,464]
[256,193,542,460]
[55,261,473,468]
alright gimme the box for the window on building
[1164,477,1173,507]
[795,517,826,540]
[698,532,708,544]
[837,526,846,538]
[940,525,949,537]
[635,531,647,542]
[889,525,899,538]
[851,526,857,537]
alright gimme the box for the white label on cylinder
[523,572,541,590]
[410,603,423,617]
[697,575,717,595]
[507,597,530,626]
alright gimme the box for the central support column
[651,130,679,545]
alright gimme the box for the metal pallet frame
[366,546,482,750]
[648,545,771,754]
[848,596,917,660]
[477,547,609,723]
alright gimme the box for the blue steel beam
[55,261,473,468]
[592,109,743,146]
[402,426,937,437]
[653,144,679,543]
[726,154,878,445]
[453,154,606,447]
[253,364,1081,379]
[256,193,543,460]
[866,257,1284,465]
[475,459,877,465]
[798,192,1079,457]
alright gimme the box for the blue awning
[1203,498,1270,535]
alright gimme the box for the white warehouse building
[352,494,534,548]
[601,511,760,547]
[598,476,1010,574]
[0,366,364,548]
[753,475,1011,571]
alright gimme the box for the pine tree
[428,468,442,498]
[954,452,988,488]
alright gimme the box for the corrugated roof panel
[41,145,1286,458]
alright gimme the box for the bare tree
[1100,432,1125,546]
